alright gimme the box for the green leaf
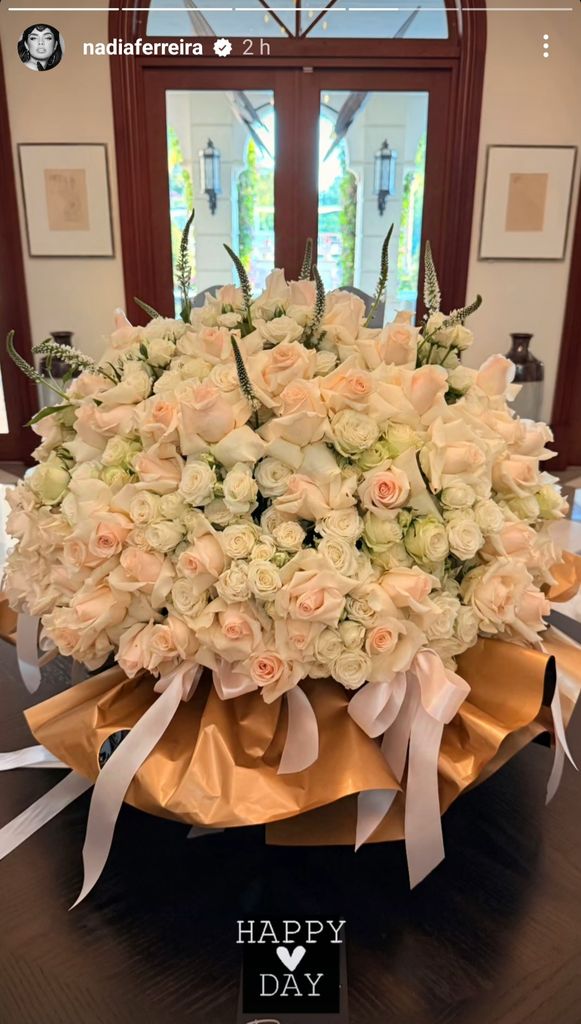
[26,403,73,426]
[139,342,149,359]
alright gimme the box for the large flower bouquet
[1,227,578,905]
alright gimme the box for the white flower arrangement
[4,229,567,703]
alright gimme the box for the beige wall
[0,10,124,361]
[465,2,581,422]
[1,5,580,421]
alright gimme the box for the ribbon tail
[16,613,42,693]
[355,789,398,851]
[70,673,186,910]
[0,744,69,770]
[278,686,319,775]
[546,674,578,804]
[0,772,92,861]
[405,706,445,888]
[187,825,225,839]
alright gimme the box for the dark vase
[39,331,78,380]
[505,332,544,420]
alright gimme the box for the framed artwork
[18,143,115,257]
[478,145,577,260]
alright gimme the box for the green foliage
[365,224,394,327]
[6,331,68,400]
[338,149,357,286]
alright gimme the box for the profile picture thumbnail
[17,24,64,72]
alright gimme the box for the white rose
[251,536,277,561]
[209,362,240,392]
[461,559,531,633]
[317,508,364,543]
[473,499,505,535]
[318,536,359,576]
[331,410,380,456]
[536,484,567,520]
[504,495,541,522]
[179,461,216,506]
[370,541,413,570]
[447,366,477,393]
[215,562,251,603]
[129,491,161,525]
[363,513,403,550]
[315,628,343,663]
[218,312,242,329]
[145,519,185,552]
[204,498,235,526]
[332,649,371,689]
[171,578,207,618]
[146,337,176,367]
[338,620,365,650]
[29,461,70,506]
[254,458,293,498]
[127,525,151,550]
[314,350,338,376]
[272,520,306,552]
[101,466,131,490]
[404,517,449,565]
[178,356,212,380]
[426,594,459,640]
[223,463,258,514]
[101,436,140,467]
[248,560,282,600]
[221,523,258,559]
[259,315,303,346]
[446,517,483,560]
[384,423,420,459]
[261,506,291,536]
[159,492,187,520]
[441,483,476,509]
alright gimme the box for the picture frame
[18,143,115,258]
[478,144,577,261]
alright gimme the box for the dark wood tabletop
[1,635,581,1024]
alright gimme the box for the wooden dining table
[1,633,580,1024]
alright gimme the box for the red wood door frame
[0,43,38,461]
[551,187,581,469]
[110,4,486,325]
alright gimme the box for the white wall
[0,9,125,361]
[464,1,581,422]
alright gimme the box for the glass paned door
[317,88,429,321]
[166,89,275,313]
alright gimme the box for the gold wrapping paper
[23,629,581,845]
[546,551,581,603]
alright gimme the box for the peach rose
[380,566,437,612]
[75,404,137,448]
[404,365,448,417]
[492,455,540,497]
[365,618,423,681]
[276,561,351,627]
[357,466,410,519]
[320,359,374,414]
[178,381,246,449]
[71,582,131,632]
[273,475,331,521]
[197,601,263,662]
[248,652,303,703]
[133,445,184,494]
[137,395,179,444]
[117,621,157,677]
[475,355,515,397]
[87,514,132,563]
[254,342,316,396]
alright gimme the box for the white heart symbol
[276,945,306,972]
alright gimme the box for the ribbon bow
[349,649,470,887]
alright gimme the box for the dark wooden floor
[1,637,581,1024]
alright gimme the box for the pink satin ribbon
[349,649,470,887]
[546,669,578,804]
[70,661,202,909]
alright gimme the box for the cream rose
[272,520,306,552]
[247,560,282,600]
[220,523,257,560]
[331,410,380,456]
[332,650,371,689]
[405,517,449,565]
[179,460,217,506]
[145,520,185,552]
[259,315,303,346]
[29,461,70,506]
[223,463,258,514]
[129,491,161,525]
[216,562,251,603]
[446,517,483,560]
[254,457,293,497]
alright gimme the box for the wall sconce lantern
[199,138,221,215]
[373,139,397,215]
